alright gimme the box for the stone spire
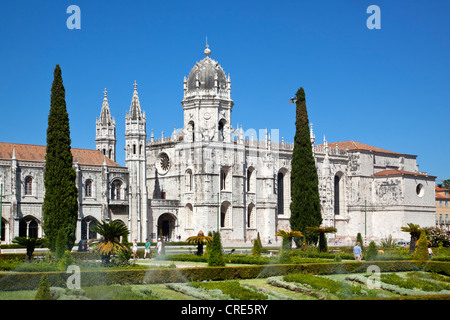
[127,81,145,121]
[98,89,115,126]
[95,88,117,161]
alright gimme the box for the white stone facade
[0,45,436,246]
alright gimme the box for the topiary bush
[208,232,225,267]
[365,241,378,261]
[35,274,52,300]
[413,230,430,263]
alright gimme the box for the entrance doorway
[157,213,177,241]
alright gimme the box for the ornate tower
[181,43,233,142]
[125,81,148,242]
[95,89,117,161]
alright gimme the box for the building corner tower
[125,81,148,242]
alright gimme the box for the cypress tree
[289,87,322,245]
[42,65,78,252]
[207,231,225,267]
[35,274,52,300]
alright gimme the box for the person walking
[132,239,138,260]
[353,242,362,261]
[156,238,163,255]
[144,238,152,259]
[428,246,434,259]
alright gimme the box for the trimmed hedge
[1,260,449,291]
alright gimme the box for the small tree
[306,227,337,253]
[35,274,52,300]
[365,241,378,261]
[401,223,422,254]
[90,220,130,265]
[413,230,429,263]
[275,230,304,250]
[208,231,225,267]
[12,237,45,262]
[186,230,213,256]
[252,232,263,257]
[356,233,365,251]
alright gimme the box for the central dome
[186,47,228,91]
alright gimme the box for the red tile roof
[374,169,435,178]
[0,142,121,167]
[319,140,416,157]
[436,186,450,199]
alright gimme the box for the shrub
[208,232,225,267]
[413,230,429,263]
[252,232,263,257]
[35,274,52,300]
[365,241,378,261]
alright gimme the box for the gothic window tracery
[85,179,93,197]
[24,176,33,196]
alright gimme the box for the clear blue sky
[0,1,449,181]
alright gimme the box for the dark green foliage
[12,237,45,261]
[365,241,378,261]
[35,274,52,300]
[207,232,225,267]
[289,87,321,245]
[319,233,328,253]
[356,233,364,251]
[413,230,430,263]
[42,65,78,252]
[252,232,263,257]
[55,229,68,259]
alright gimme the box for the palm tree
[275,230,304,250]
[12,237,45,262]
[401,223,422,254]
[306,226,337,252]
[90,220,130,265]
[186,230,213,255]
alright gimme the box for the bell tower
[181,44,233,142]
[125,81,148,242]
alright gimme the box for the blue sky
[0,1,449,181]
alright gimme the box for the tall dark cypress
[42,65,78,251]
[289,87,322,245]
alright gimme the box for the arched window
[277,172,284,215]
[185,169,193,192]
[247,203,255,228]
[188,121,195,142]
[220,201,231,228]
[185,204,193,229]
[218,119,225,141]
[24,176,33,195]
[85,179,93,197]
[247,167,255,192]
[81,217,98,240]
[334,175,340,215]
[19,217,38,238]
[1,219,6,242]
[133,144,136,155]
[220,167,229,191]
[111,180,122,200]
[334,172,344,216]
